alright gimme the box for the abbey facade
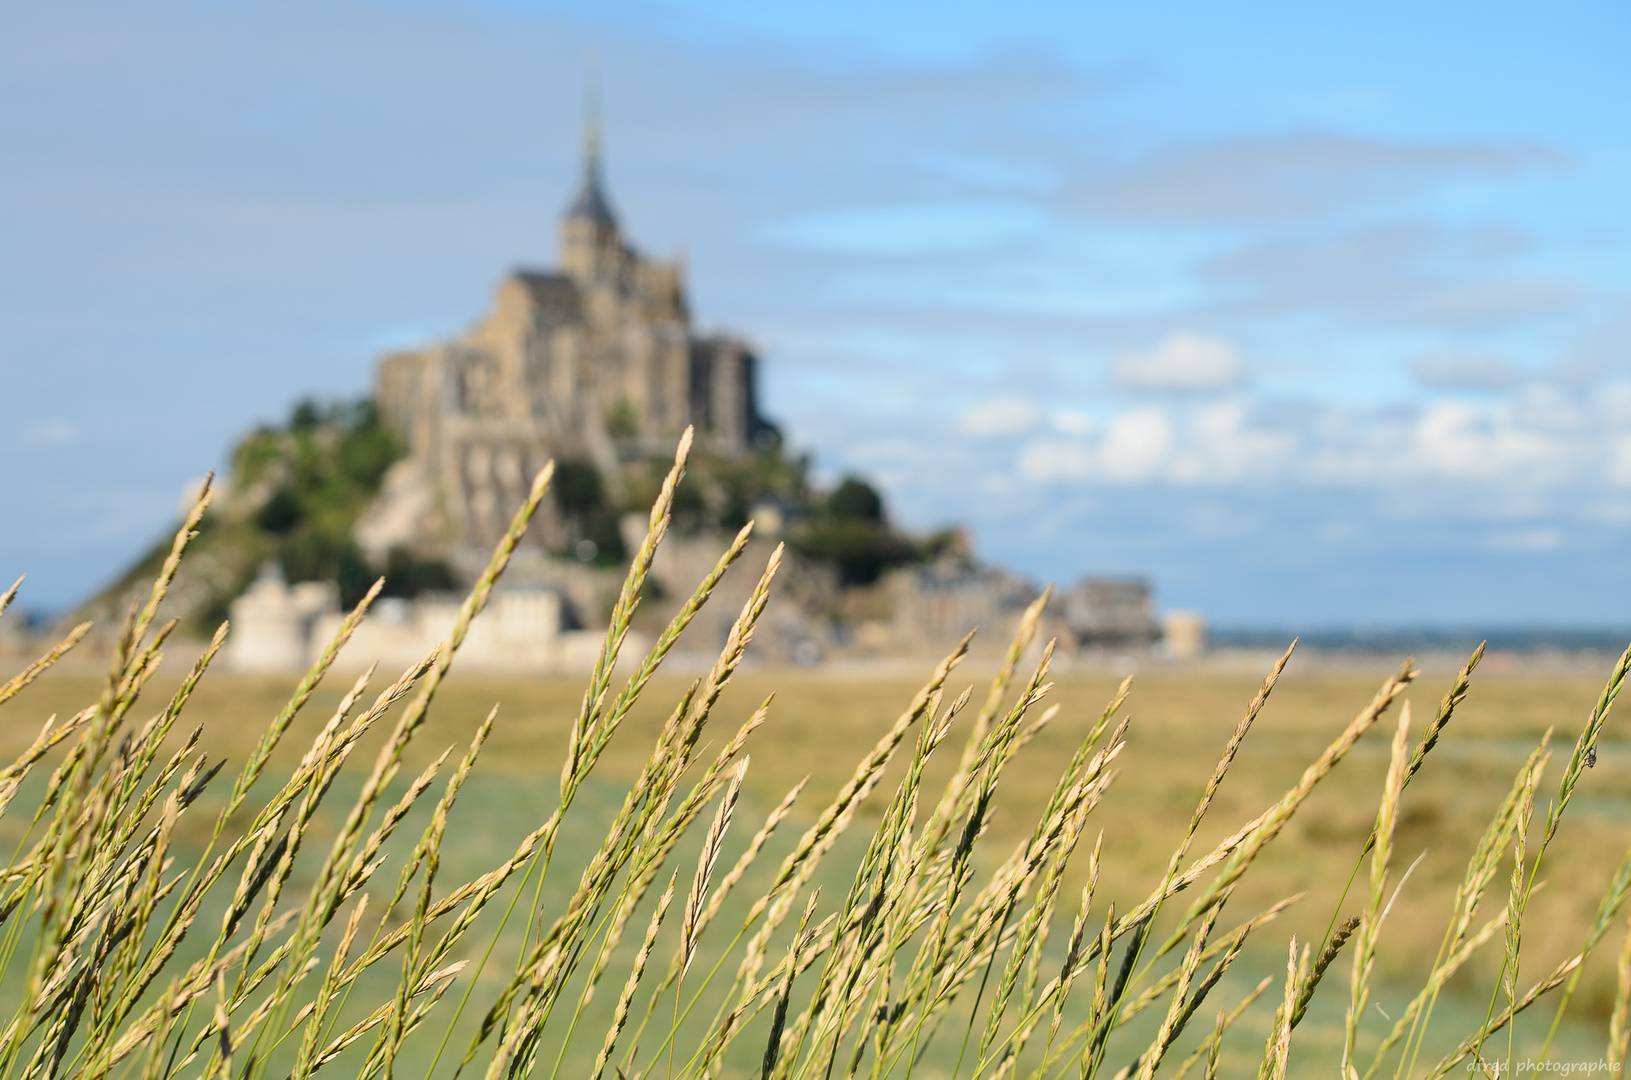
[365,124,762,558]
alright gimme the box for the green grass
[1,429,1629,1078]
[7,667,1618,1014]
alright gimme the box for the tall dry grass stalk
[0,429,1627,1078]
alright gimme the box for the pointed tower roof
[566,89,617,227]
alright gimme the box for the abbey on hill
[362,117,763,560]
[69,111,1186,674]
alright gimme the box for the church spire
[567,74,616,227]
[583,74,601,177]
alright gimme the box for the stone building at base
[1062,578,1161,652]
[224,565,339,674]
[225,562,633,675]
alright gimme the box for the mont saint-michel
[73,119,1180,673]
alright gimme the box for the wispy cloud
[1199,222,1580,329]
[959,396,1043,436]
[1412,352,1524,390]
[762,202,1046,258]
[1112,331,1245,391]
[1075,134,1568,224]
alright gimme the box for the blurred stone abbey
[141,113,1204,675]
[361,117,761,564]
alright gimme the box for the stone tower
[363,112,763,562]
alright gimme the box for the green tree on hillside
[229,398,406,607]
[793,475,916,586]
[550,457,626,563]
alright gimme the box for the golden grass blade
[581,523,753,800]
[427,444,693,1080]
[220,576,385,829]
[0,622,92,712]
[1359,911,1508,1080]
[919,592,1050,853]
[1149,661,1416,962]
[387,705,498,917]
[1168,979,1274,1080]
[306,962,466,1072]
[1399,738,1551,1078]
[1048,844,1101,1045]
[93,911,298,1072]
[1258,937,1298,1080]
[577,430,694,748]
[1540,638,1631,856]
[1611,903,1631,1067]
[1290,915,1358,1029]
[473,688,719,1075]
[1184,639,1296,858]
[1113,894,1301,1033]
[1488,749,1540,1071]
[681,760,746,981]
[1344,705,1411,1076]
[698,776,808,942]
[1400,641,1485,794]
[521,571,782,1066]
[0,710,97,826]
[1130,907,1218,1080]
[681,544,784,743]
[749,634,972,936]
[760,891,819,1080]
[1105,639,1295,1010]
[289,894,370,1079]
[1423,952,1583,1080]
[593,874,676,1080]
[138,475,212,643]
[252,465,554,1067]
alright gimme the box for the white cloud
[1409,402,1567,481]
[1099,408,1174,480]
[1511,384,1587,433]
[1004,384,1631,497]
[1016,438,1094,483]
[1049,408,1094,436]
[1599,384,1631,426]
[1610,437,1631,487]
[1488,527,1564,551]
[1169,402,1295,483]
[1412,352,1522,390]
[959,396,1042,437]
[1112,332,1244,392]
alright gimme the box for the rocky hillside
[76,399,936,642]
[78,399,428,639]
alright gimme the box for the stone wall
[225,566,632,674]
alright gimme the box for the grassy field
[5,655,1624,1075]
[9,445,1627,1079]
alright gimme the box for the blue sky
[2,0,1628,627]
